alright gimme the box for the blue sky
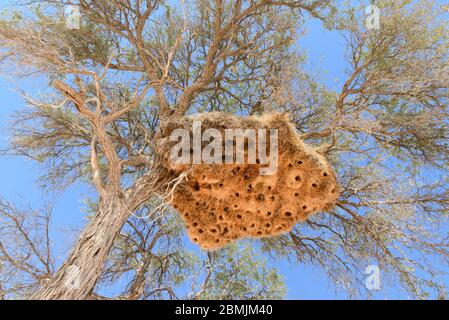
[0,0,447,299]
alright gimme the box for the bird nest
[157,112,340,250]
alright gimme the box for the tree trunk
[31,191,130,299]
[31,164,173,300]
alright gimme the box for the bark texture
[32,164,173,300]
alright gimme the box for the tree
[0,198,285,299]
[0,0,448,300]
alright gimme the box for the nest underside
[157,112,340,250]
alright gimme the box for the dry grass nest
[157,112,340,250]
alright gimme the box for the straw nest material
[157,113,340,250]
